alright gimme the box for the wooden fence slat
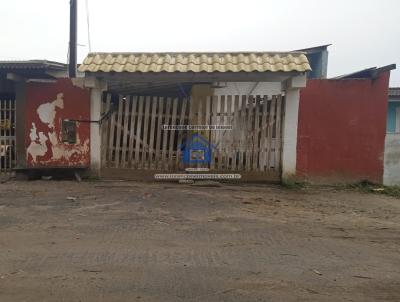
[224,95,232,170]
[197,97,202,125]
[107,98,116,166]
[8,99,11,172]
[274,95,283,171]
[195,98,203,169]
[238,95,246,170]
[205,96,211,137]
[253,96,261,171]
[168,98,178,170]
[245,95,254,171]
[140,96,151,169]
[1,100,3,175]
[155,97,163,170]
[176,98,187,169]
[127,96,136,167]
[120,97,130,168]
[222,95,227,148]
[13,99,16,170]
[260,95,268,171]
[4,100,9,175]
[219,95,226,170]
[148,97,157,169]
[1,99,3,176]
[209,96,217,170]
[2,99,6,175]
[220,96,227,170]
[231,95,239,171]
[212,95,221,170]
[210,96,216,165]
[161,98,171,170]
[128,96,138,167]
[0,133,3,175]
[266,95,276,170]
[205,97,211,169]
[2,100,6,174]
[11,99,14,172]
[185,97,194,170]
[243,95,249,170]
[114,96,125,168]
[134,96,144,168]
[227,95,236,171]
[0,100,3,175]
[101,94,111,167]
[0,98,16,177]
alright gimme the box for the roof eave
[333,64,396,80]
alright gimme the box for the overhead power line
[85,0,92,52]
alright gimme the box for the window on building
[387,101,400,133]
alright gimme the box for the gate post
[281,75,306,181]
[84,77,107,177]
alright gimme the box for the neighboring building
[0,60,90,179]
[0,60,67,176]
[295,45,330,79]
[297,65,396,184]
[384,88,400,186]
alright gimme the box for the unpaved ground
[0,181,400,302]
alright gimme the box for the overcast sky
[1,0,399,85]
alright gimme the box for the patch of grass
[282,180,308,190]
[347,180,400,199]
[84,176,101,182]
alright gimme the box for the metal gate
[0,98,16,180]
[101,94,284,180]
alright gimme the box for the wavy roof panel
[79,52,311,73]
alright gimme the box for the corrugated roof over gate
[79,52,311,73]
[0,60,66,70]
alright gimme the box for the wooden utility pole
[69,0,78,78]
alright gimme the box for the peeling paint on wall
[36,93,64,128]
[27,123,48,162]
[25,79,90,167]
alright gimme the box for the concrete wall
[297,73,390,184]
[384,133,400,186]
[25,79,91,167]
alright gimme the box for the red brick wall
[297,73,390,183]
[25,79,90,167]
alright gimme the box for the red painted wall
[297,72,390,183]
[25,79,90,167]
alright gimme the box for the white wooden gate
[0,99,16,180]
[101,94,284,180]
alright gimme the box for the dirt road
[0,181,400,301]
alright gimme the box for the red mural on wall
[297,72,390,183]
[25,79,90,167]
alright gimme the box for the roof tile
[79,52,311,73]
